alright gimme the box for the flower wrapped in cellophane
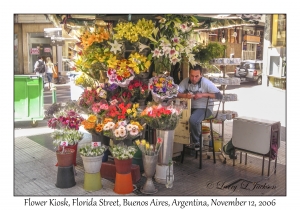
[148,75,179,103]
[109,142,137,160]
[140,101,183,130]
[135,137,163,156]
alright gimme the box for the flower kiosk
[68,15,199,193]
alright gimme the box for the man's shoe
[194,143,200,151]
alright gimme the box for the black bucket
[55,165,76,188]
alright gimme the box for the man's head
[189,64,202,85]
[37,56,42,60]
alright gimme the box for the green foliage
[193,42,227,64]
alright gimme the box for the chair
[180,97,222,169]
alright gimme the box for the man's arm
[177,92,194,99]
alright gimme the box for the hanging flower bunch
[148,75,179,102]
[146,15,199,73]
[91,99,109,118]
[78,87,107,110]
[140,102,183,130]
[135,137,163,156]
[128,52,151,74]
[110,89,133,104]
[80,27,110,50]
[128,79,149,100]
[74,72,97,88]
[109,143,137,160]
[113,18,155,43]
[107,59,135,87]
[81,115,113,135]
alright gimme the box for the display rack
[205,62,241,162]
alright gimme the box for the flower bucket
[81,155,104,174]
[56,149,75,167]
[114,158,132,174]
[57,143,78,166]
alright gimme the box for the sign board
[30,48,40,55]
[44,48,51,53]
[210,58,241,65]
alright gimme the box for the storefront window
[272,14,286,47]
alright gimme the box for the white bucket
[81,155,103,174]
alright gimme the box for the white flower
[114,129,120,137]
[152,48,162,58]
[103,124,110,131]
[118,125,126,131]
[172,36,180,43]
[169,47,179,58]
[126,124,133,131]
[108,40,122,54]
[130,126,139,136]
[138,42,150,52]
[119,129,126,137]
[107,122,115,129]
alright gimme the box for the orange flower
[103,118,113,124]
[95,123,104,132]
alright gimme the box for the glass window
[272,14,286,47]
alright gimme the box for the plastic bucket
[81,155,103,174]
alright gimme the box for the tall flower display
[146,15,199,74]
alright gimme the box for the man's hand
[193,92,205,100]
[186,92,194,99]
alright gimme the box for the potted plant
[48,109,84,166]
[109,143,137,174]
[79,143,107,174]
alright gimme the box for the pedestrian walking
[45,57,55,89]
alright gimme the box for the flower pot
[81,154,104,174]
[56,148,75,167]
[57,143,78,166]
[156,129,175,165]
[141,154,158,194]
[114,158,132,174]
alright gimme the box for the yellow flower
[146,143,150,149]
[87,115,97,123]
[126,109,132,114]
[141,139,146,145]
[135,140,140,145]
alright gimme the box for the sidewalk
[13,83,286,196]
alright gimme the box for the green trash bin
[14,75,44,122]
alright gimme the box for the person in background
[34,56,45,88]
[177,64,223,150]
[45,57,55,90]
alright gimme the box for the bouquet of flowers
[128,79,149,100]
[109,143,137,160]
[140,102,183,130]
[48,110,84,146]
[81,115,113,135]
[107,59,135,88]
[102,120,143,141]
[135,137,163,156]
[79,143,107,157]
[148,75,179,102]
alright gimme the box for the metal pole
[52,86,57,103]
